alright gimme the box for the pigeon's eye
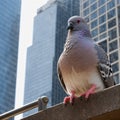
[77,20,80,24]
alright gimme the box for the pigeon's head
[67,16,89,32]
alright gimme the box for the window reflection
[107,0,115,10]
[89,0,95,4]
[99,14,106,24]
[113,74,119,84]
[83,1,89,8]
[108,28,117,40]
[98,40,107,52]
[117,0,120,4]
[91,19,97,29]
[109,40,118,52]
[99,33,107,40]
[112,63,119,73]
[83,8,89,16]
[91,11,97,20]
[99,5,106,15]
[99,24,106,33]
[93,37,98,42]
[107,9,116,19]
[90,3,97,12]
[108,19,116,29]
[98,0,106,6]
[85,16,89,23]
[110,51,118,63]
[91,28,98,37]
[117,6,120,17]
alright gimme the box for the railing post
[0,96,49,120]
[38,96,49,111]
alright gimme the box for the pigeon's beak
[67,22,74,30]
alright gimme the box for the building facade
[80,0,120,83]
[0,0,21,115]
[24,0,79,117]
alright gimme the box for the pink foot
[81,84,96,99]
[63,91,76,104]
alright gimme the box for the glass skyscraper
[80,0,120,83]
[0,0,21,115]
[24,0,79,117]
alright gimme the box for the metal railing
[0,96,49,120]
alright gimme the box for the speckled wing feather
[57,65,67,93]
[94,44,115,87]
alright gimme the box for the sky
[15,0,48,119]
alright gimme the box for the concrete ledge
[22,84,120,120]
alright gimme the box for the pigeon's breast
[61,39,98,73]
[62,67,105,97]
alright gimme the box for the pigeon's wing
[57,64,67,93]
[94,44,116,87]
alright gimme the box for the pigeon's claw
[63,91,76,105]
[81,84,96,99]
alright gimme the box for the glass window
[99,14,106,24]
[90,3,97,12]
[108,19,116,29]
[83,1,89,8]
[99,5,106,15]
[112,63,119,73]
[113,74,119,84]
[98,0,106,6]
[107,0,115,10]
[83,8,89,16]
[117,0,120,4]
[117,6,120,17]
[109,40,118,52]
[93,37,98,42]
[108,28,117,40]
[91,28,98,37]
[91,11,97,20]
[91,19,97,29]
[98,40,107,52]
[99,33,107,40]
[85,16,89,23]
[107,9,116,19]
[110,51,118,63]
[119,28,120,36]
[99,24,106,33]
[90,0,95,4]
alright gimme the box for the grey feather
[94,44,115,87]
[57,65,67,93]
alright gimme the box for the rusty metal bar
[0,96,49,120]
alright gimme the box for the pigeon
[57,16,115,104]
